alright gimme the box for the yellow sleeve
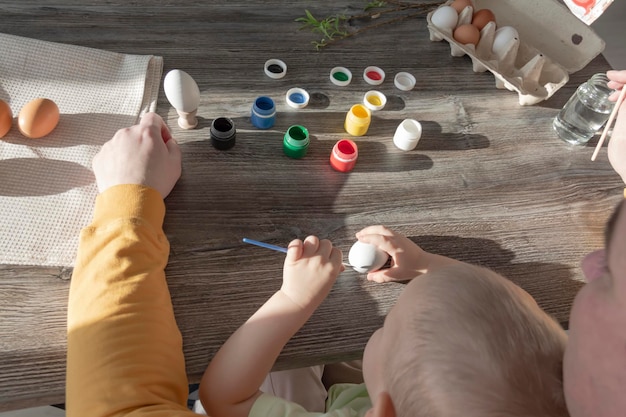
[66,184,195,417]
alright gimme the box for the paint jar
[330,139,358,172]
[344,104,371,136]
[553,73,613,145]
[393,119,422,151]
[330,66,352,86]
[283,125,310,159]
[210,117,236,150]
[251,96,276,129]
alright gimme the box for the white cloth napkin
[0,33,163,266]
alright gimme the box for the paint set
[163,59,423,173]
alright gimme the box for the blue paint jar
[251,96,276,129]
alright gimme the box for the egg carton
[427,0,605,105]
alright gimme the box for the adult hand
[606,70,626,184]
[280,236,343,311]
[92,112,182,198]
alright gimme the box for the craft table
[0,0,621,411]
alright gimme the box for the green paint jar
[283,125,310,159]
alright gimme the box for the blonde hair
[386,264,569,417]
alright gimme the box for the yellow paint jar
[344,104,371,136]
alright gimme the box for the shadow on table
[0,113,138,197]
[411,234,584,328]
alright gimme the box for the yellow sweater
[66,184,196,417]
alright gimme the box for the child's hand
[607,70,626,185]
[280,236,343,311]
[355,225,427,283]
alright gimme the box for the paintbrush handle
[592,86,626,161]
[242,238,288,253]
[242,237,354,268]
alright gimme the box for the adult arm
[607,70,626,192]
[66,113,191,417]
[67,185,194,417]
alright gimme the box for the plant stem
[297,1,444,50]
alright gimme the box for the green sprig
[296,1,444,50]
[295,10,349,50]
[364,1,388,11]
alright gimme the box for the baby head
[363,263,569,417]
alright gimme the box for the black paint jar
[210,117,236,150]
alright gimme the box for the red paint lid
[363,66,385,85]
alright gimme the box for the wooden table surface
[0,0,622,411]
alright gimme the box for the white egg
[348,241,389,274]
[491,26,519,57]
[430,6,459,31]
[163,69,200,113]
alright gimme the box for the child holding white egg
[198,226,571,417]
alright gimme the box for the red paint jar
[330,139,358,172]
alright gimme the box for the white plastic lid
[330,66,352,86]
[363,90,387,111]
[394,72,416,91]
[264,59,287,79]
[285,87,310,109]
[363,66,385,85]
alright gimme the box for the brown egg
[472,9,496,31]
[450,0,473,13]
[0,99,12,138]
[453,24,480,46]
[18,98,59,139]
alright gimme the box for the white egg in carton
[427,0,606,105]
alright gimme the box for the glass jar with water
[553,73,613,145]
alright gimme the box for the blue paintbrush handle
[242,237,354,268]
[242,238,288,253]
